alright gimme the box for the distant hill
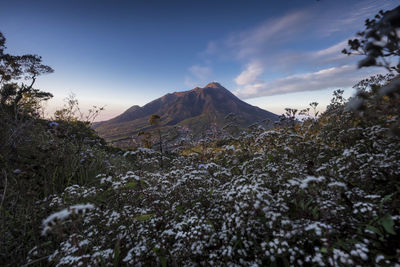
[94,82,279,144]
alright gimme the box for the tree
[342,6,400,100]
[342,6,400,73]
[149,114,163,168]
[0,32,53,119]
[342,6,400,136]
[137,131,152,149]
[149,114,161,127]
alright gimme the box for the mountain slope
[94,82,279,143]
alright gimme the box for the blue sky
[1,0,397,120]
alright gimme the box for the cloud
[234,61,264,85]
[225,10,309,60]
[201,41,218,56]
[319,0,396,36]
[189,65,212,80]
[192,0,398,98]
[185,65,212,87]
[220,5,367,67]
[232,39,356,98]
[274,39,350,70]
[314,40,348,59]
[233,65,382,99]
[228,1,396,98]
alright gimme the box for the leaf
[336,239,349,250]
[160,256,167,267]
[379,193,393,211]
[366,225,383,237]
[312,206,319,219]
[305,199,313,209]
[382,193,393,203]
[380,214,396,235]
[299,200,305,210]
[281,256,290,267]
[134,214,154,221]
[123,181,137,189]
[176,205,185,214]
[99,256,106,267]
[113,240,120,267]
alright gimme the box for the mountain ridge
[94,82,279,144]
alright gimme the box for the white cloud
[229,1,394,98]
[314,40,348,58]
[233,65,382,99]
[233,39,356,98]
[234,61,264,85]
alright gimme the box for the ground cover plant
[1,6,400,267]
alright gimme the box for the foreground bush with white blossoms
[19,77,399,266]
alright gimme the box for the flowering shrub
[20,83,400,266]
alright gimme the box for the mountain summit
[94,83,279,143]
[204,82,223,88]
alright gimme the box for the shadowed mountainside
[94,82,279,142]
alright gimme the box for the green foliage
[134,214,155,221]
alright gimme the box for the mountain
[94,82,279,144]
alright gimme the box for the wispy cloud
[189,65,212,80]
[184,64,212,87]
[314,40,348,60]
[233,65,382,99]
[269,39,350,73]
[319,0,395,36]
[234,61,264,85]
[225,10,309,60]
[200,41,218,56]
[194,0,396,98]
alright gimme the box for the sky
[0,0,398,120]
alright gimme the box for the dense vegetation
[1,6,400,267]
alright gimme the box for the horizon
[1,0,397,120]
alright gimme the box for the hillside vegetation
[1,6,400,267]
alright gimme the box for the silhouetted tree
[0,32,53,119]
[342,6,400,73]
[342,6,400,135]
